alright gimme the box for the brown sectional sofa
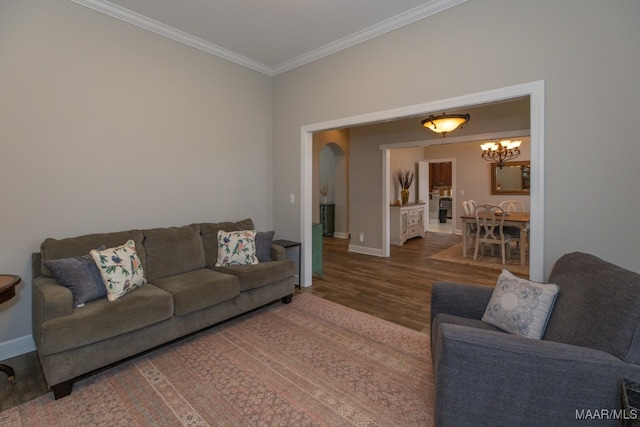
[32,219,295,399]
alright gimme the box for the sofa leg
[51,379,74,400]
[282,294,293,304]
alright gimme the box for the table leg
[462,220,468,258]
[297,246,301,289]
[520,228,527,266]
[0,363,15,383]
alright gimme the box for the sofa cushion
[152,268,240,316]
[90,240,147,301]
[545,252,640,364]
[142,224,205,282]
[199,219,254,268]
[482,270,558,339]
[214,260,295,292]
[215,230,258,266]
[40,230,146,278]
[256,230,275,262]
[38,284,173,355]
[44,252,107,308]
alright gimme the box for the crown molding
[70,0,273,75]
[272,0,468,75]
[71,0,467,76]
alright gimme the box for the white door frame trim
[301,80,545,286]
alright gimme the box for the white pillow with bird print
[90,240,147,301]
[215,230,258,266]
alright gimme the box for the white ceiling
[71,0,466,75]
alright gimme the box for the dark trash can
[439,207,448,223]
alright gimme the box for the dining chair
[462,201,477,250]
[463,200,475,215]
[499,200,525,213]
[499,199,527,254]
[474,204,512,264]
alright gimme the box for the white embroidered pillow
[215,230,258,266]
[482,269,559,339]
[90,240,147,301]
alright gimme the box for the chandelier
[421,113,470,137]
[480,140,522,168]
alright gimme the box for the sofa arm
[433,323,640,427]
[270,244,286,261]
[32,276,73,323]
[430,281,494,325]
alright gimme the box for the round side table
[0,274,21,383]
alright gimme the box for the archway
[313,133,349,239]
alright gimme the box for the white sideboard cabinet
[390,203,425,245]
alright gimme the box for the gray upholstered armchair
[431,252,640,426]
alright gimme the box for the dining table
[460,211,530,266]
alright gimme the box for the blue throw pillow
[44,251,107,307]
[255,230,275,262]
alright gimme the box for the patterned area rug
[1,294,432,426]
[431,242,529,277]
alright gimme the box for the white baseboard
[332,232,349,239]
[0,334,36,360]
[348,244,385,257]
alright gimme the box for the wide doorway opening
[301,81,545,286]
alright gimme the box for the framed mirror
[491,161,530,195]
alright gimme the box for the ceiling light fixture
[421,113,470,137]
[480,140,522,168]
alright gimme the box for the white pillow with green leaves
[215,230,258,266]
[90,240,146,301]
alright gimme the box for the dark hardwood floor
[0,231,499,411]
[297,232,499,333]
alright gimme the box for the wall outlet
[289,193,295,204]
[460,189,465,196]
[359,232,364,242]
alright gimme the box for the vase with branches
[320,180,329,204]
[395,168,414,205]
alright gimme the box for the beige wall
[0,0,272,353]
[273,0,640,279]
